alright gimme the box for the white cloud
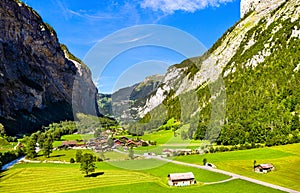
[140,0,234,14]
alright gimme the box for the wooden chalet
[254,163,274,173]
[61,140,77,147]
[168,172,196,186]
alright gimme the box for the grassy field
[174,143,300,191]
[67,180,284,193]
[135,128,206,146]
[0,160,284,193]
[103,151,129,161]
[30,149,129,162]
[126,129,207,155]
[53,134,93,147]
[0,137,17,152]
[32,149,94,162]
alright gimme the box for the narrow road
[153,156,300,193]
[113,149,299,192]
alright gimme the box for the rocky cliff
[136,0,300,145]
[0,0,99,135]
[240,0,286,18]
[139,0,292,117]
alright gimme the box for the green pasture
[0,160,284,193]
[31,149,94,162]
[174,143,300,191]
[29,149,128,162]
[67,180,284,193]
[137,127,205,146]
[0,137,17,152]
[101,151,129,161]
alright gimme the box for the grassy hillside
[139,0,300,146]
[174,143,300,191]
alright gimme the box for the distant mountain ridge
[97,74,163,122]
[0,0,99,135]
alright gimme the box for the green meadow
[0,160,284,193]
[174,143,300,191]
[27,149,129,162]
[32,149,94,162]
[68,180,284,193]
[125,129,207,155]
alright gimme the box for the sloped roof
[168,172,195,180]
[62,140,77,145]
[259,164,274,169]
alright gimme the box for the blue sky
[24,0,240,93]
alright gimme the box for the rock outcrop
[138,0,292,118]
[240,0,286,18]
[0,0,99,135]
[135,0,300,145]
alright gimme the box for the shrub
[70,158,75,163]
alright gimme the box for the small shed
[205,162,217,168]
[254,163,274,173]
[168,172,196,186]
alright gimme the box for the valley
[1,0,300,192]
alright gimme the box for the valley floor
[0,161,285,193]
[1,143,299,193]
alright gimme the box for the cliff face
[138,0,291,118]
[0,0,99,135]
[240,0,286,18]
[136,0,300,144]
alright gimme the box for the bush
[70,158,75,163]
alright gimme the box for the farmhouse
[168,172,196,186]
[254,163,274,173]
[61,140,77,147]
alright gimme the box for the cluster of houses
[162,148,197,157]
[113,136,150,148]
[56,136,151,152]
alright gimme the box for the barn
[168,172,196,186]
[254,163,275,173]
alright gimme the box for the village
[52,131,276,187]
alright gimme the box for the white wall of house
[168,180,195,186]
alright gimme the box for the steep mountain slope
[0,0,99,135]
[136,0,300,145]
[98,74,163,122]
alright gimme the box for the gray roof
[168,172,195,180]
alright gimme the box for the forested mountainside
[0,0,99,135]
[98,74,163,122]
[135,0,300,145]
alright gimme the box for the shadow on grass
[35,154,66,158]
[0,172,6,179]
[50,154,66,158]
[85,172,104,177]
